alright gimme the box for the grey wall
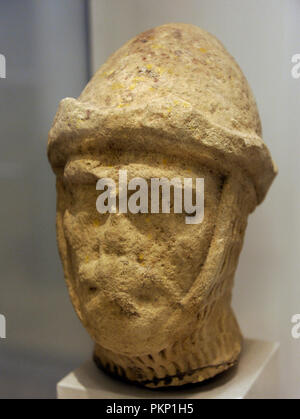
[90,0,300,398]
[0,0,92,398]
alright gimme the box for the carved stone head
[48,23,276,387]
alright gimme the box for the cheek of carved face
[61,170,221,352]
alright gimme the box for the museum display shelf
[57,339,279,399]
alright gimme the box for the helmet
[48,23,276,205]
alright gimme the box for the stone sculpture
[48,23,277,387]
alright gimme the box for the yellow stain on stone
[74,117,87,129]
[101,69,115,78]
[151,43,163,49]
[93,219,100,227]
[85,255,89,263]
[111,82,124,90]
[199,47,207,53]
[117,103,130,108]
[133,76,147,83]
[146,64,153,70]
[182,102,191,108]
[138,254,144,262]
[129,83,136,90]
[156,67,166,75]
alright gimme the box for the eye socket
[63,161,99,185]
[91,214,110,227]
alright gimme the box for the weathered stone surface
[48,23,277,388]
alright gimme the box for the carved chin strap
[93,174,256,387]
[182,172,256,313]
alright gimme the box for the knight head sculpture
[48,23,277,387]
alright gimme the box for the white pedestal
[57,339,279,399]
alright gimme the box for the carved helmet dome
[48,23,277,204]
